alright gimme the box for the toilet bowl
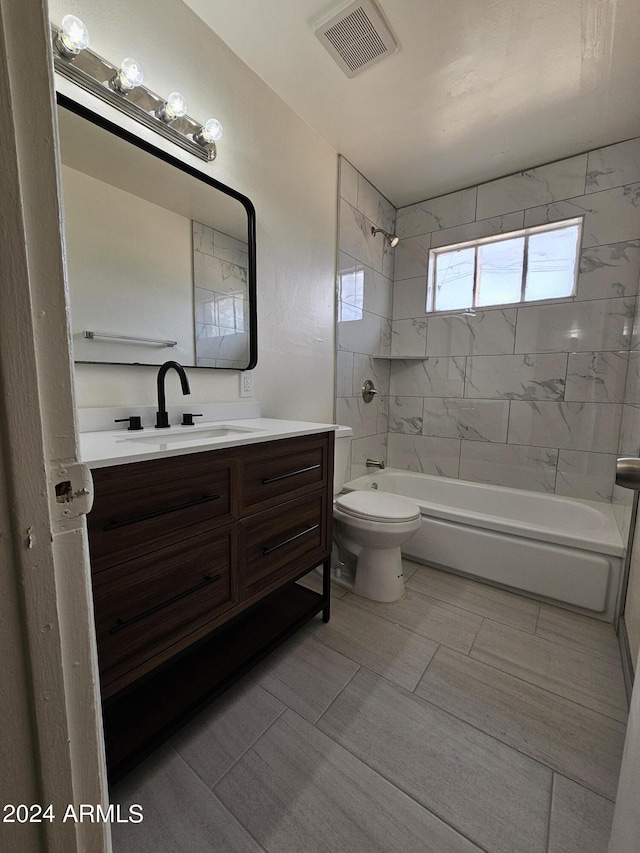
[330,426,421,602]
[333,490,421,601]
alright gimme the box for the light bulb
[156,91,188,123]
[56,14,90,58]
[112,57,144,93]
[195,118,223,146]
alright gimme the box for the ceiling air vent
[315,0,397,79]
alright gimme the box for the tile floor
[111,561,628,853]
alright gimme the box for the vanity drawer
[239,491,329,598]
[93,525,236,690]
[89,450,237,572]
[239,433,332,514]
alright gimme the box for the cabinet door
[239,433,331,515]
[239,491,329,599]
[89,451,237,572]
[93,525,237,692]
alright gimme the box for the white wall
[49,0,338,422]
[62,167,195,365]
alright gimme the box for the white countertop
[80,418,340,468]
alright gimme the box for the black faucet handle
[182,413,204,426]
[114,416,143,431]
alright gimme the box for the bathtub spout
[366,459,385,469]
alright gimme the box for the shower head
[371,226,400,248]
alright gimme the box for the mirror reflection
[56,97,256,369]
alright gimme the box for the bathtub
[342,469,625,620]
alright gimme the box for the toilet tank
[333,425,353,495]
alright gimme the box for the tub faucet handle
[362,379,383,404]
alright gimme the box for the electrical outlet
[240,370,253,397]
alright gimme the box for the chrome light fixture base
[51,26,216,162]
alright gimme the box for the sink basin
[118,425,263,445]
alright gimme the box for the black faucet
[155,361,190,428]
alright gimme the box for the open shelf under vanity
[102,576,327,783]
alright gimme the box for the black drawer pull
[103,493,221,531]
[262,463,321,485]
[109,573,222,634]
[262,524,320,556]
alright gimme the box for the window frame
[426,216,584,314]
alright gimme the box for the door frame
[0,2,109,850]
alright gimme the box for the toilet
[331,426,421,602]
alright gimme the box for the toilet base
[330,545,406,603]
[352,545,405,602]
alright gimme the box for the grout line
[412,643,441,692]
[583,154,589,197]
[467,617,484,657]
[210,704,288,790]
[552,446,560,495]
[170,751,270,852]
[545,772,556,853]
[314,661,362,724]
[216,699,288,780]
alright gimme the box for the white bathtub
[343,469,625,620]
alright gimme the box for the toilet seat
[335,491,420,523]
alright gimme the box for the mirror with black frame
[56,94,257,370]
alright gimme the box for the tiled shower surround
[337,139,640,502]
[336,158,395,479]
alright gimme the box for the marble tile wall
[193,221,249,369]
[389,138,640,502]
[336,157,396,479]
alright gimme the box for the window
[339,267,365,322]
[427,218,582,313]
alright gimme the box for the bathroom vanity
[81,418,335,781]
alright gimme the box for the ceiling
[183,0,640,208]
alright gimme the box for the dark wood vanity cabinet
[86,431,333,780]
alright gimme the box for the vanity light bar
[51,21,221,162]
